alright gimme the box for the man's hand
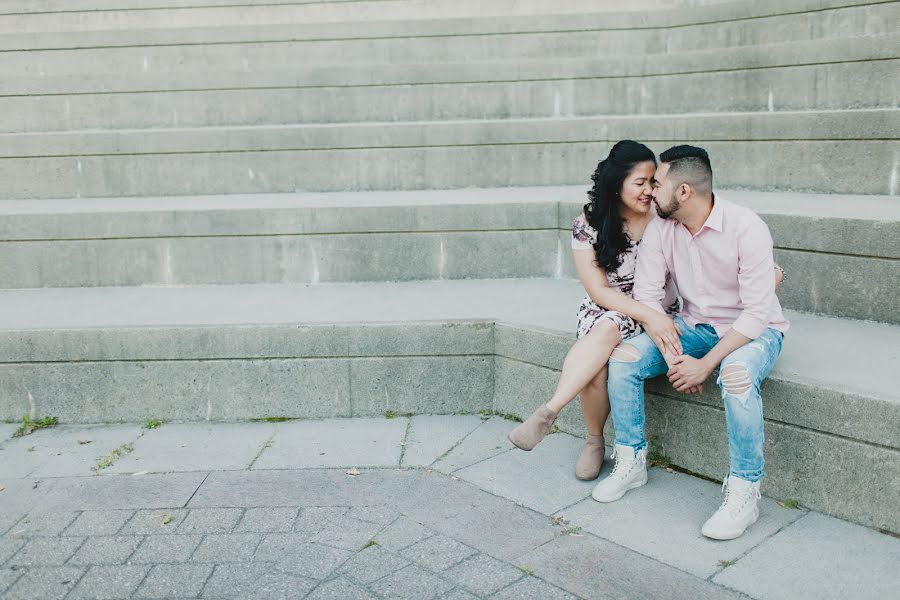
[642,312,682,357]
[667,355,713,394]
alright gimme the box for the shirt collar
[700,194,724,232]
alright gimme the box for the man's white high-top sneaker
[701,475,762,540]
[591,444,648,503]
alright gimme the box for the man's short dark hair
[659,145,712,194]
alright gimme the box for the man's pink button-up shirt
[634,197,789,339]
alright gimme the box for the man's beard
[654,194,678,219]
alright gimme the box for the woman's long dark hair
[583,140,656,272]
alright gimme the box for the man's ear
[679,182,691,200]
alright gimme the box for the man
[591,145,789,540]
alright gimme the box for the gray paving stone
[455,432,594,515]
[338,544,410,584]
[63,510,135,537]
[0,425,141,478]
[557,467,804,578]
[0,512,26,536]
[250,571,318,600]
[252,418,407,469]
[400,533,477,571]
[119,509,188,535]
[191,533,262,562]
[68,564,149,600]
[346,505,399,526]
[7,536,85,566]
[274,541,353,580]
[67,536,143,566]
[444,553,525,596]
[133,563,214,599]
[713,512,900,599]
[432,418,517,474]
[369,564,454,600]
[177,508,243,534]
[438,589,481,600]
[106,423,275,474]
[201,562,276,598]
[293,507,350,536]
[416,498,558,562]
[0,567,23,595]
[189,468,426,508]
[306,576,377,600]
[38,472,207,511]
[519,533,745,600]
[403,415,486,468]
[490,576,579,600]
[7,511,79,537]
[0,423,18,440]
[235,507,299,533]
[0,537,26,564]
[130,535,203,564]
[373,516,435,551]
[310,518,382,551]
[1,566,84,600]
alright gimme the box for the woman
[507,140,782,481]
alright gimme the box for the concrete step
[2,187,898,324]
[0,0,863,34]
[0,278,896,533]
[2,110,896,199]
[1,1,894,75]
[0,0,707,33]
[4,35,895,132]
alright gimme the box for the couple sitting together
[508,141,788,541]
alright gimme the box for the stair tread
[1,278,897,402]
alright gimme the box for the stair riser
[4,60,896,133]
[4,140,897,199]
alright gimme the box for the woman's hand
[642,312,682,356]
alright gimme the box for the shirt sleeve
[571,215,597,250]
[732,216,776,339]
[633,217,669,314]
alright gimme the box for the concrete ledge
[2,188,897,324]
[0,278,895,532]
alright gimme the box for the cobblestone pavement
[0,417,897,600]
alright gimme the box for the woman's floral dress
[572,215,679,340]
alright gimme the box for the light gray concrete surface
[4,42,896,132]
[401,415,485,468]
[1,418,896,599]
[0,0,892,59]
[104,422,275,474]
[3,113,897,199]
[557,468,805,578]
[250,417,408,469]
[454,432,596,514]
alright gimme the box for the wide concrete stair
[1,0,898,539]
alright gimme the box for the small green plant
[384,410,397,419]
[779,498,801,509]
[143,419,163,429]
[561,526,583,535]
[363,540,378,549]
[13,415,58,438]
[519,566,534,576]
[549,516,569,527]
[718,559,737,568]
[92,442,134,473]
